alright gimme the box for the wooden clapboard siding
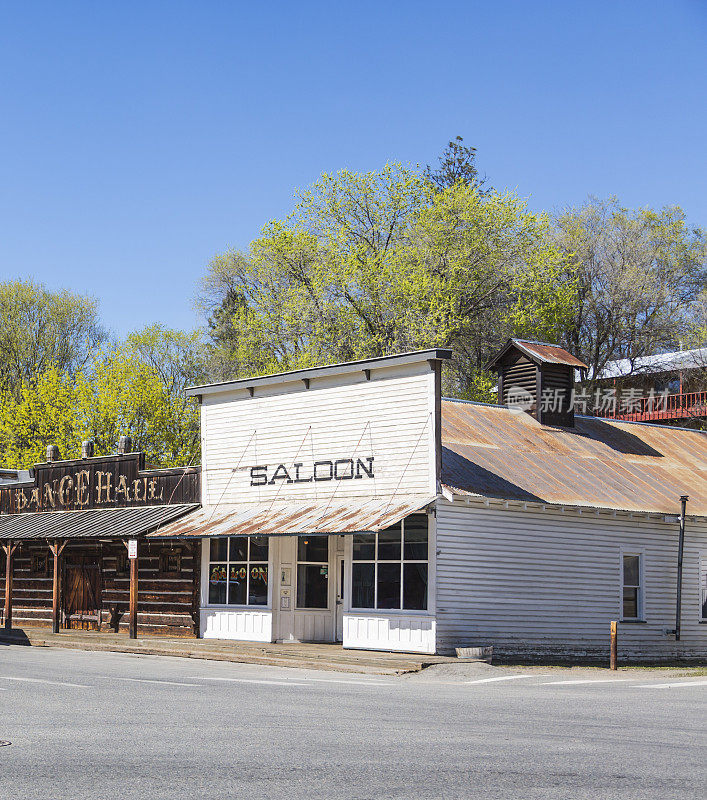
[434,500,707,661]
[200,362,437,506]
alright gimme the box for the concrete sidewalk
[0,628,455,675]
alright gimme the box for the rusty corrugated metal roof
[515,340,588,368]
[146,495,436,538]
[441,399,707,516]
[487,339,588,369]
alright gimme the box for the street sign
[127,539,138,559]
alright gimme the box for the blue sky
[1,1,706,336]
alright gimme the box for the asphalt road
[0,644,705,800]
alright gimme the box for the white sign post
[127,539,138,559]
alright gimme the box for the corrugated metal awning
[146,495,436,539]
[0,504,199,540]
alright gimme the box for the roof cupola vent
[487,339,588,427]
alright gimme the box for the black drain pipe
[675,495,689,642]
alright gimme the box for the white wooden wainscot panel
[201,609,273,642]
[293,611,335,643]
[343,614,436,654]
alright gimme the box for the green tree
[554,197,707,387]
[0,279,106,399]
[0,328,203,470]
[424,136,488,193]
[199,164,574,398]
[0,366,82,468]
[79,333,202,468]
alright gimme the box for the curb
[0,634,421,675]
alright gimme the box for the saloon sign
[249,456,375,487]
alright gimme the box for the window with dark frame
[351,514,428,612]
[159,548,182,577]
[208,536,269,606]
[622,553,642,619]
[31,552,49,578]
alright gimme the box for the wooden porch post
[127,539,138,639]
[48,540,67,634]
[2,541,18,631]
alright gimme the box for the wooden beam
[129,545,138,639]
[2,541,18,631]
[48,540,67,634]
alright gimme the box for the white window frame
[699,551,707,623]
[620,548,645,622]
[205,536,271,609]
[350,515,430,613]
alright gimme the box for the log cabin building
[0,439,200,637]
[2,343,707,663]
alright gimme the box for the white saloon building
[152,344,707,662]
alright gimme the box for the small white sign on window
[127,539,138,559]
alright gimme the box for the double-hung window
[621,552,643,620]
[351,514,428,611]
[208,536,269,606]
[700,553,707,622]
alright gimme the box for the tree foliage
[0,279,106,400]
[199,163,575,397]
[424,135,488,193]
[554,197,707,387]
[0,327,202,469]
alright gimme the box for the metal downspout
[675,495,689,641]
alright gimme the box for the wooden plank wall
[1,540,199,636]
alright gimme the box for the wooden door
[63,551,101,630]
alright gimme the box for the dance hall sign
[0,454,175,515]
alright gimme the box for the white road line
[633,680,707,689]
[301,678,392,686]
[540,679,633,685]
[465,674,534,685]
[0,676,89,689]
[184,677,308,686]
[111,677,200,687]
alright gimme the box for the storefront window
[296,537,329,609]
[208,536,269,606]
[352,514,428,611]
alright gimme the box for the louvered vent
[488,339,587,428]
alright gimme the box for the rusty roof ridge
[442,398,707,436]
[573,413,707,435]
[442,397,505,408]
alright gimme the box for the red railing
[591,390,707,422]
